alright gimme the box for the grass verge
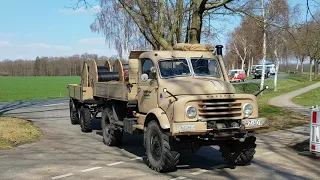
[292,87,320,106]
[0,116,42,149]
[0,76,80,102]
[234,74,319,132]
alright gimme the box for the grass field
[234,74,319,132]
[0,116,42,149]
[0,76,80,102]
[292,87,320,106]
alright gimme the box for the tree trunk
[260,0,267,93]
[300,59,304,73]
[241,60,244,70]
[309,58,313,81]
[247,58,251,77]
[176,0,184,43]
[189,0,204,44]
[274,57,280,92]
[185,9,191,43]
[314,59,318,79]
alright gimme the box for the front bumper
[171,118,268,136]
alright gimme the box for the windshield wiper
[171,55,188,67]
[194,55,203,63]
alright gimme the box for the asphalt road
[230,73,289,84]
[0,98,319,180]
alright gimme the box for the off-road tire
[80,106,92,132]
[145,121,180,173]
[101,108,122,146]
[219,136,256,168]
[69,100,79,125]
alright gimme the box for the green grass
[234,74,319,132]
[0,116,42,149]
[0,76,80,102]
[292,87,320,106]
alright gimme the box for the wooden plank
[82,87,93,100]
[74,86,81,100]
[94,82,128,101]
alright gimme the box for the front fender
[146,108,170,129]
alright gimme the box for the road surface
[0,98,319,180]
[269,82,320,115]
[231,73,288,84]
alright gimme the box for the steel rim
[150,131,162,161]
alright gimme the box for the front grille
[198,99,242,120]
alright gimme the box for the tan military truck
[67,43,268,172]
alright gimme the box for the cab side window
[141,59,154,79]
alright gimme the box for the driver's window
[141,58,154,79]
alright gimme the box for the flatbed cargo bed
[68,84,93,101]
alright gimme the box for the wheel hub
[150,132,162,161]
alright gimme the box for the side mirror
[163,88,167,93]
[255,84,269,96]
[150,67,157,74]
[141,74,148,82]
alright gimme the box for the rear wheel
[80,106,92,132]
[219,136,256,168]
[101,108,122,146]
[145,121,180,172]
[69,99,79,125]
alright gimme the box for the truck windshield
[159,58,190,78]
[191,58,221,77]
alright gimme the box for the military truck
[67,43,268,172]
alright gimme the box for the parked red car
[228,69,247,82]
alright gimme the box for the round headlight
[186,106,197,118]
[243,103,253,117]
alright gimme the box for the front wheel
[145,121,180,172]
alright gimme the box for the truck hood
[160,76,235,95]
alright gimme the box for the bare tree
[232,34,251,70]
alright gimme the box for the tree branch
[119,0,157,49]
[205,0,233,10]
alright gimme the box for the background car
[254,67,270,79]
[228,69,247,82]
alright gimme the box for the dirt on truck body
[67,43,268,172]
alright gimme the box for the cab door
[137,58,159,113]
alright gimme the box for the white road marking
[80,166,102,172]
[170,176,186,180]
[130,157,143,161]
[51,173,74,179]
[107,161,124,166]
[190,169,208,175]
[261,151,275,155]
[43,103,65,107]
[176,164,190,168]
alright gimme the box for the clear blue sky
[0,0,314,61]
[0,0,117,60]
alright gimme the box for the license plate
[177,125,196,131]
[245,119,263,127]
